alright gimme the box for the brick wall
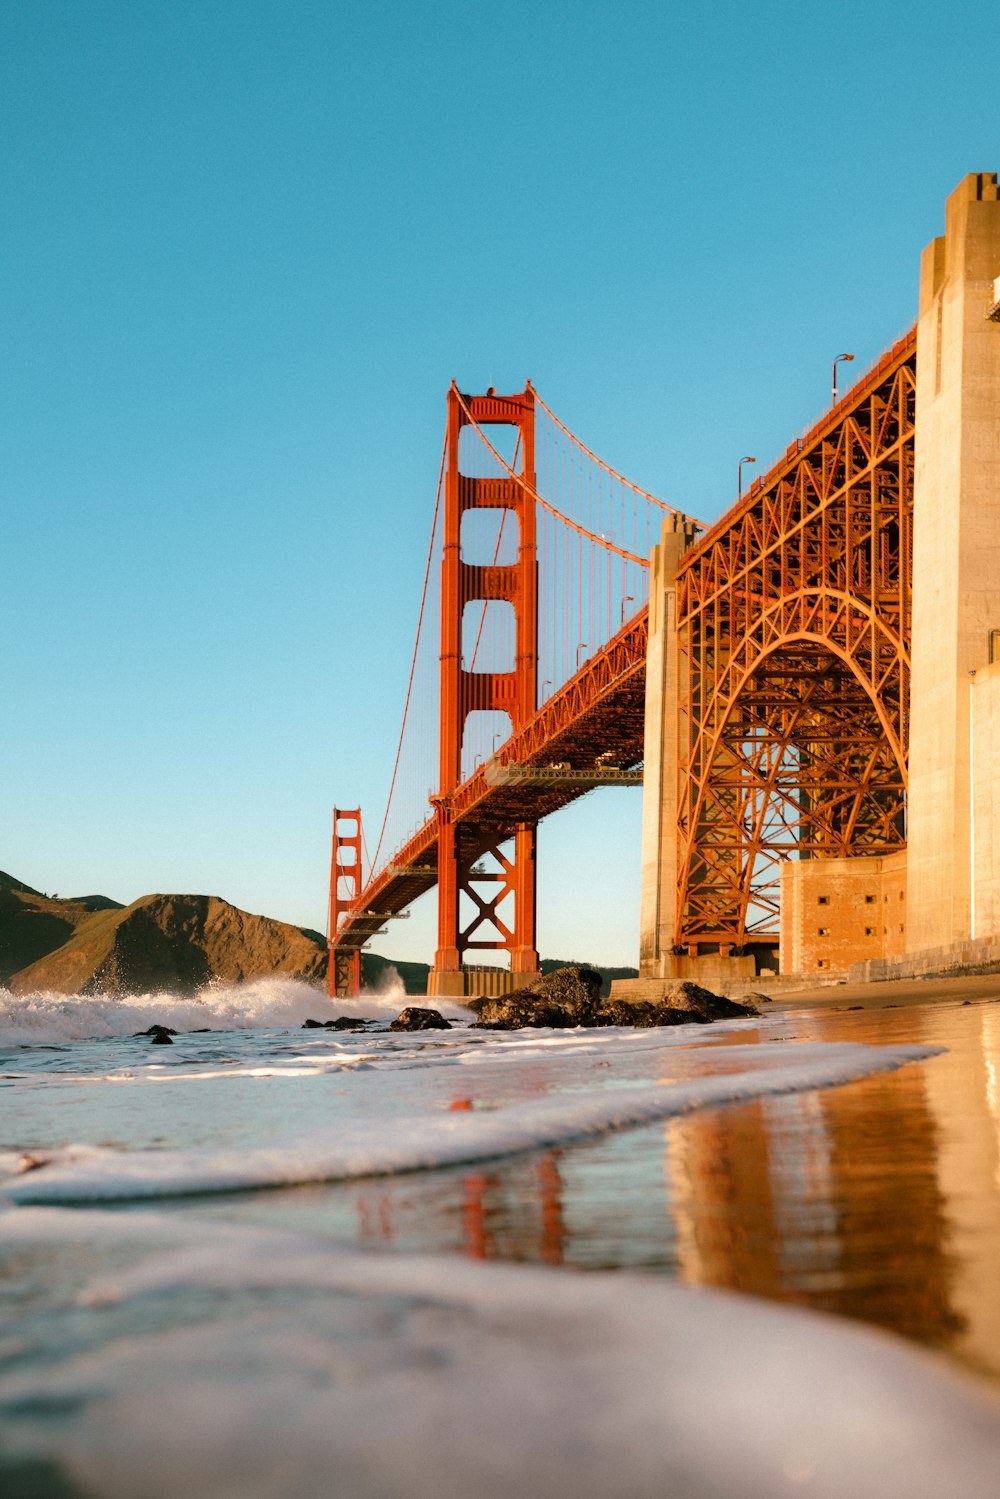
[779,852,907,977]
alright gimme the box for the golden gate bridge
[328,334,915,999]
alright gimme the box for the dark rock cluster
[131,1023,215,1043]
[112,972,758,1044]
[388,1006,452,1031]
[470,966,759,1029]
[301,1015,374,1030]
[132,1024,176,1045]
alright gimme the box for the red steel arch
[675,331,916,945]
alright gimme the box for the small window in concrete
[818,960,828,969]
[865,895,875,904]
[865,927,874,936]
[900,891,905,900]
[818,927,829,936]
[818,896,830,905]
[900,924,905,932]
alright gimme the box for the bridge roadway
[336,610,649,954]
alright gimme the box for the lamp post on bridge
[738,456,756,500]
[832,352,855,402]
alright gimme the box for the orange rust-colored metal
[331,607,649,963]
[332,340,916,973]
[327,806,363,998]
[674,330,916,947]
[434,383,540,978]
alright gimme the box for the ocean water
[4,976,1000,1497]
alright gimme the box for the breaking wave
[1,1206,998,1499]
[2,1041,940,1203]
[0,971,470,1045]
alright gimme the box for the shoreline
[770,971,1000,1009]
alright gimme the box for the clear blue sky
[2,1,995,967]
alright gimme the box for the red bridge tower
[429,383,541,997]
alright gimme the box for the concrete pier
[906,173,1000,951]
[638,516,691,976]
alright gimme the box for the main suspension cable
[369,433,447,878]
[529,384,703,526]
[452,386,651,566]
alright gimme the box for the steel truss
[675,331,916,944]
[331,609,649,968]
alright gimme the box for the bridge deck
[337,611,648,951]
[335,328,918,959]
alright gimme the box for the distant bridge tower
[428,383,541,998]
[327,806,363,998]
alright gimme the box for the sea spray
[0,973,470,1045]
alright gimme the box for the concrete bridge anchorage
[637,171,1000,990]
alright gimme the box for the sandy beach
[651,977,1000,1389]
[4,975,1000,1496]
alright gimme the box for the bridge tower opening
[429,383,541,998]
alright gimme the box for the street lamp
[576,643,589,669]
[738,455,757,499]
[832,352,855,402]
[620,594,635,624]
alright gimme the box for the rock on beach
[389,1007,452,1031]
[302,1016,373,1029]
[473,967,759,1029]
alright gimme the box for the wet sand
[6,983,1000,1498]
[775,971,1000,1009]
[169,979,1000,1392]
[698,981,1000,1389]
[643,980,1000,1390]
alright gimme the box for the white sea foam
[1,1041,939,1203]
[0,1206,998,1499]
[0,973,471,1045]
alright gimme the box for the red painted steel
[330,607,649,972]
[330,338,917,981]
[674,330,916,945]
[434,383,540,981]
[327,807,363,998]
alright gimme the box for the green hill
[2,875,325,996]
[1,870,637,999]
[0,871,125,985]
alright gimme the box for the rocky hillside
[0,871,124,985]
[1,871,638,999]
[1,873,326,996]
